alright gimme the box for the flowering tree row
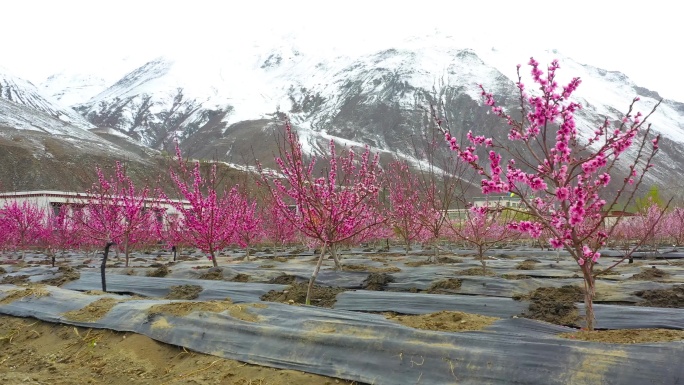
[0,58,675,327]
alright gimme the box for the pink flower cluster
[435,57,661,271]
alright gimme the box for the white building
[0,190,188,221]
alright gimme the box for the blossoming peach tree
[165,145,242,268]
[436,58,664,330]
[258,120,384,305]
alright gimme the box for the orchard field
[1,59,684,384]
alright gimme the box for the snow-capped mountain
[0,67,169,191]
[4,34,684,190]
[57,39,684,187]
[42,72,110,107]
[0,66,96,137]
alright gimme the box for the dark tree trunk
[101,242,115,292]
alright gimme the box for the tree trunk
[478,246,486,274]
[210,247,218,267]
[124,238,130,267]
[330,245,341,269]
[47,249,56,267]
[306,244,328,305]
[245,247,251,261]
[101,242,115,292]
[581,265,596,330]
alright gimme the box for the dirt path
[0,315,353,385]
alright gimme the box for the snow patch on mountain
[0,66,95,134]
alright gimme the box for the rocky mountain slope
[46,40,683,188]
[3,36,683,193]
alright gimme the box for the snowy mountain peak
[16,39,684,189]
[0,68,95,133]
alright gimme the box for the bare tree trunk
[124,238,130,267]
[478,246,486,274]
[581,265,596,331]
[245,247,251,261]
[210,249,218,268]
[330,244,341,269]
[101,242,115,292]
[306,244,328,305]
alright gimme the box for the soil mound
[42,266,80,286]
[148,300,262,322]
[635,285,684,308]
[361,273,395,291]
[386,311,498,332]
[457,267,497,276]
[427,278,462,294]
[0,286,50,305]
[62,297,120,322]
[560,328,684,343]
[146,265,169,277]
[268,274,297,285]
[165,285,203,300]
[231,273,250,282]
[516,285,583,326]
[515,260,539,270]
[629,267,671,281]
[341,264,401,273]
[1,275,29,285]
[260,283,346,308]
[198,268,224,281]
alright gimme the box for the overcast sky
[3,0,682,100]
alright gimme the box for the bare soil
[0,286,50,305]
[62,298,121,322]
[148,300,263,322]
[1,275,29,284]
[361,273,395,291]
[268,274,297,285]
[426,278,462,294]
[198,268,223,281]
[41,266,81,286]
[341,264,401,273]
[635,285,684,308]
[457,267,497,276]
[516,285,584,327]
[501,274,531,280]
[231,273,251,282]
[560,328,684,343]
[629,267,671,281]
[404,256,462,267]
[386,311,499,332]
[260,283,346,308]
[0,315,342,385]
[515,260,539,270]
[165,285,203,300]
[146,265,169,277]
